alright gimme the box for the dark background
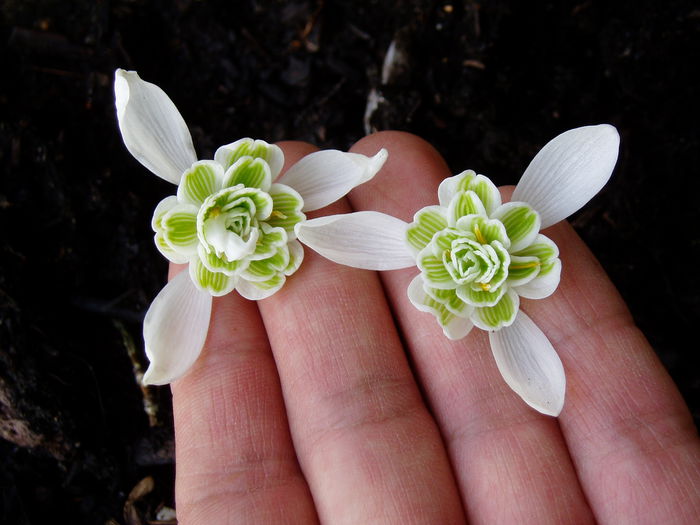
[1,0,699,523]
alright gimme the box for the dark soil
[1,1,699,523]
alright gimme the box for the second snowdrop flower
[296,125,620,416]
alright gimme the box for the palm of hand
[170,132,700,524]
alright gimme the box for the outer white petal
[489,310,566,416]
[295,211,414,270]
[277,149,388,211]
[142,270,212,385]
[114,69,197,184]
[512,124,620,229]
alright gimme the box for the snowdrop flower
[296,125,619,416]
[114,69,387,385]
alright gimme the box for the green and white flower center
[149,139,309,298]
[197,185,271,262]
[444,233,510,292]
[405,170,562,332]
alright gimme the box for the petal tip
[114,69,132,121]
[369,148,389,174]
[141,362,173,386]
[589,123,620,157]
[528,393,565,417]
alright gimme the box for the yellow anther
[271,210,288,219]
[474,224,487,244]
[209,207,222,218]
[480,282,491,291]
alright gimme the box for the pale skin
[168,131,700,524]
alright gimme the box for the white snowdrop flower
[114,69,387,385]
[296,125,620,416]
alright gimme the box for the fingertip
[348,131,452,220]
[351,130,450,174]
[275,140,319,175]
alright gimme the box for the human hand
[169,132,700,524]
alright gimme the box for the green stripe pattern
[267,184,305,234]
[223,157,271,191]
[473,290,519,330]
[406,206,448,252]
[179,161,221,205]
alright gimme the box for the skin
[169,131,700,524]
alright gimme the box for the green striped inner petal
[154,232,189,264]
[438,170,501,214]
[492,202,540,252]
[507,255,541,286]
[215,138,278,171]
[245,272,286,292]
[430,227,463,253]
[456,215,510,248]
[425,286,471,317]
[250,223,288,261]
[471,289,519,330]
[456,282,507,307]
[267,184,306,236]
[406,205,448,253]
[242,247,290,282]
[283,239,304,276]
[447,190,486,226]
[198,244,249,277]
[511,234,559,262]
[488,241,511,290]
[161,204,198,251]
[178,161,222,206]
[417,249,456,289]
[190,257,236,297]
[538,258,560,277]
[420,292,457,328]
[223,156,272,191]
[211,186,273,221]
[467,174,501,215]
[151,195,179,232]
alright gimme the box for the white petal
[114,69,197,184]
[295,211,415,270]
[489,311,566,416]
[277,149,388,211]
[142,270,212,385]
[512,124,620,229]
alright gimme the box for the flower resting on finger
[295,125,620,416]
[114,69,387,385]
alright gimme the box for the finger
[169,145,319,525]
[348,131,595,524]
[522,221,700,523]
[257,141,466,523]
